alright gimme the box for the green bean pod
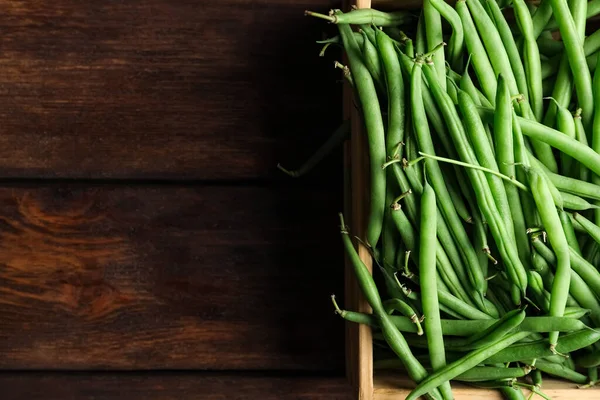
[412,59,487,299]
[548,0,594,130]
[306,8,411,26]
[554,101,576,177]
[338,213,440,397]
[495,75,530,266]
[338,21,386,248]
[457,309,527,351]
[456,0,496,103]
[484,329,600,364]
[478,108,600,178]
[405,332,532,400]
[429,0,464,71]
[573,110,590,182]
[376,29,405,154]
[485,0,529,101]
[419,178,453,398]
[534,359,589,383]
[529,169,571,348]
[499,387,526,400]
[513,0,544,121]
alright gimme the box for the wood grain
[0,183,345,370]
[0,0,342,180]
[0,372,353,400]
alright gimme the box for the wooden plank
[343,1,374,399]
[0,0,342,180]
[0,183,345,370]
[374,371,600,400]
[0,372,353,400]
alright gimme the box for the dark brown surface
[0,0,350,396]
[0,0,343,180]
[0,372,353,400]
[0,183,344,370]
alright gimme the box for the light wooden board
[374,371,600,400]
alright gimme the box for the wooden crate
[342,0,600,398]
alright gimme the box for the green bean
[541,16,577,131]
[338,306,589,336]
[419,178,453,398]
[513,0,543,121]
[495,75,530,266]
[360,31,385,95]
[441,165,472,224]
[593,52,600,227]
[412,59,487,300]
[469,380,519,389]
[460,88,515,240]
[383,298,424,336]
[405,332,532,400]
[546,0,600,30]
[429,0,464,71]
[562,191,600,210]
[466,0,519,97]
[553,99,576,177]
[473,213,490,293]
[339,213,439,397]
[528,270,550,312]
[446,76,459,104]
[458,309,526,351]
[564,307,591,319]
[532,237,600,326]
[305,8,411,26]
[479,108,600,177]
[529,169,571,350]
[405,37,415,59]
[589,367,598,383]
[278,121,350,178]
[438,289,494,320]
[529,155,600,201]
[455,89,527,295]
[573,212,600,246]
[499,386,526,400]
[359,25,377,46]
[455,366,531,382]
[573,109,590,182]
[534,359,589,384]
[513,112,542,229]
[548,0,594,130]
[485,329,600,364]
[423,0,446,92]
[531,369,543,388]
[377,29,405,154]
[531,0,553,39]
[391,205,416,252]
[456,0,496,103]
[560,210,581,255]
[338,21,386,248]
[486,0,529,101]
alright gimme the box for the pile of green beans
[278,2,600,399]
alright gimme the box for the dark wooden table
[0,1,352,398]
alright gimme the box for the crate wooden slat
[343,0,600,399]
